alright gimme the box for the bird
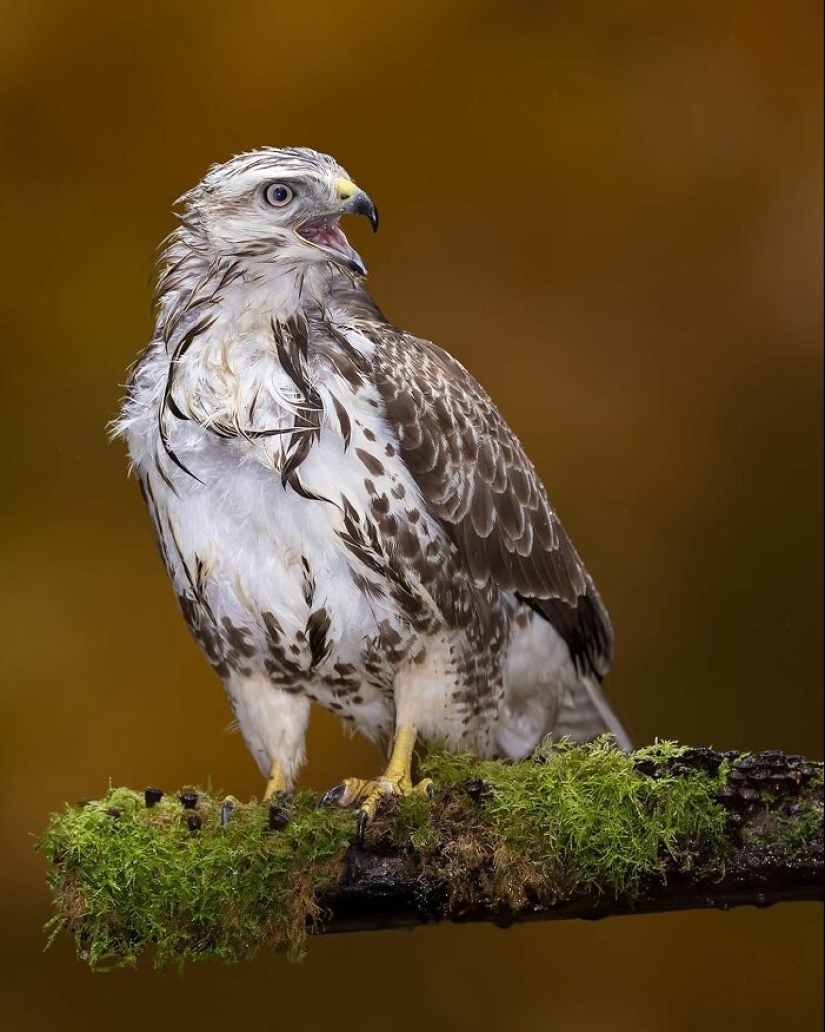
[115,146,630,828]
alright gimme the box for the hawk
[116,147,629,826]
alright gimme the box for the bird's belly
[146,433,424,742]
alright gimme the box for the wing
[371,327,614,679]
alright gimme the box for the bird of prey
[116,147,629,826]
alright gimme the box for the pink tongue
[303,218,350,252]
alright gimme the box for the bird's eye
[264,182,294,207]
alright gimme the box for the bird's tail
[549,675,633,752]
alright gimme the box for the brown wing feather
[371,328,614,678]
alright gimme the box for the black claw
[220,800,234,827]
[463,778,489,803]
[319,783,347,808]
[105,807,122,820]
[268,805,290,831]
[187,814,202,833]
[144,787,164,808]
[356,810,369,842]
[179,792,199,810]
[424,782,436,800]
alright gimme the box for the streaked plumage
[116,146,629,798]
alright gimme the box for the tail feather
[550,676,633,752]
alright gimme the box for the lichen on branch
[40,740,823,969]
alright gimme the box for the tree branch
[41,743,823,967]
[321,747,822,934]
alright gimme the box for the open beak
[296,179,379,277]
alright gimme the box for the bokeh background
[1,1,822,1029]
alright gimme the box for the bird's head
[177,147,379,277]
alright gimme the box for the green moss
[390,793,441,851]
[40,741,821,969]
[411,738,730,904]
[747,768,824,852]
[41,788,354,968]
[631,740,692,764]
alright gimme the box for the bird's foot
[320,774,435,839]
[254,760,293,830]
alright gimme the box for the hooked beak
[295,178,379,277]
[339,184,379,232]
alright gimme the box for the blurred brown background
[1,1,822,1029]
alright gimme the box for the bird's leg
[222,674,309,811]
[320,724,435,835]
[262,759,289,802]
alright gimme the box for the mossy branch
[40,741,823,968]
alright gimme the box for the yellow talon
[262,760,288,802]
[319,725,435,830]
[357,775,435,821]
